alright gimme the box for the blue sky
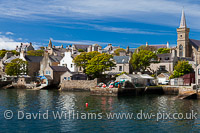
[1,0,200,50]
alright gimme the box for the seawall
[60,79,97,91]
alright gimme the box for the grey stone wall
[60,79,97,91]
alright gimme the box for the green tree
[131,49,157,72]
[27,50,44,56]
[78,49,85,52]
[114,48,126,56]
[40,47,45,50]
[0,49,7,58]
[169,61,193,79]
[5,58,28,76]
[86,53,115,78]
[157,48,170,54]
[136,45,157,53]
[73,51,100,73]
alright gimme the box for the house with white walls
[59,51,77,72]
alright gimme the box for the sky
[1,0,200,50]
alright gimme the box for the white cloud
[5,32,14,35]
[0,35,21,50]
[51,38,109,46]
[0,0,198,26]
[90,24,172,35]
[17,38,23,41]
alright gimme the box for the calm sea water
[0,89,200,132]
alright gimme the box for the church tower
[177,9,190,57]
[48,39,52,49]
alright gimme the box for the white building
[59,52,77,72]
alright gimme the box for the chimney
[172,49,177,57]
[61,44,63,48]
[146,42,148,46]
[126,46,129,54]
[20,51,25,59]
[167,41,169,48]
[53,45,55,48]
[30,42,32,46]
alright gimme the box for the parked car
[161,80,169,85]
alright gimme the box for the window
[64,77,67,80]
[180,35,182,37]
[119,66,122,71]
[160,66,166,71]
[198,69,200,75]
[46,71,50,75]
[68,77,70,80]
[165,57,170,60]
[179,45,183,57]
[71,64,73,68]
[79,67,82,71]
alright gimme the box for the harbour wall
[60,79,97,91]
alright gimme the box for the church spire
[48,39,52,48]
[179,9,187,28]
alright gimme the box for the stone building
[43,64,69,85]
[16,43,34,52]
[19,51,43,79]
[105,56,131,76]
[39,52,63,76]
[46,40,66,56]
[149,50,178,73]
[175,9,200,64]
[60,71,87,83]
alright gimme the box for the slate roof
[44,75,53,80]
[102,50,108,53]
[21,43,31,49]
[74,44,90,51]
[52,48,66,56]
[113,56,130,64]
[50,66,69,72]
[49,56,63,62]
[189,39,200,49]
[25,55,43,63]
[4,56,19,63]
[129,48,136,53]
[149,45,167,49]
[157,73,171,78]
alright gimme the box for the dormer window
[180,35,182,37]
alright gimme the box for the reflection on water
[0,89,200,132]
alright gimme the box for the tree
[131,49,157,72]
[0,50,7,58]
[5,58,28,76]
[157,48,170,54]
[86,53,115,78]
[40,47,45,50]
[78,49,85,52]
[27,50,44,56]
[114,48,126,56]
[136,45,157,52]
[169,61,193,79]
[73,51,100,73]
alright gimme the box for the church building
[176,9,200,64]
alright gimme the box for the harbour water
[0,89,200,132]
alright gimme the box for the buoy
[86,103,88,108]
